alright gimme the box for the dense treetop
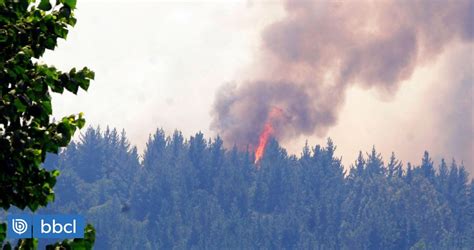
[36,126,473,249]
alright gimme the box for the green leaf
[42,100,52,114]
[62,0,76,9]
[54,25,68,39]
[67,16,77,26]
[59,5,72,18]
[45,37,56,50]
[0,29,7,42]
[0,222,6,242]
[46,192,55,202]
[65,80,79,94]
[52,170,60,177]
[77,115,86,129]
[13,99,26,113]
[38,0,52,11]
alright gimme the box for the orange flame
[254,107,283,165]
[254,122,274,165]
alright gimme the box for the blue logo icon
[7,214,32,238]
[7,214,84,239]
[33,215,84,239]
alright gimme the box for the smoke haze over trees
[30,126,474,249]
[211,0,473,167]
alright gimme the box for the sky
[44,0,473,172]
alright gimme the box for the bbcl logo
[7,214,84,239]
[7,215,32,238]
[39,218,79,235]
[12,219,29,235]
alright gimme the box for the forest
[34,126,474,249]
[1,0,472,249]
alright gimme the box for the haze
[44,1,473,172]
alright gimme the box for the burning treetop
[254,107,284,165]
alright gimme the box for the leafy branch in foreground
[1,0,95,248]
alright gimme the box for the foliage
[1,0,94,248]
[43,127,474,249]
[0,0,93,211]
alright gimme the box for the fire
[254,122,274,165]
[254,107,283,165]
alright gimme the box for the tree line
[40,126,474,249]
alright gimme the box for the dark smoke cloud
[211,0,473,149]
[212,81,337,147]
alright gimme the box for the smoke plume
[211,0,473,149]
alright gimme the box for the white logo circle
[12,219,28,235]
